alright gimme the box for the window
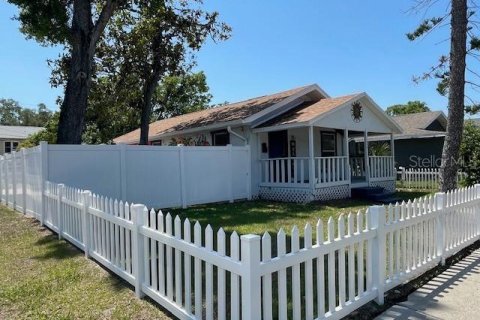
[211,130,230,146]
[4,141,18,154]
[151,140,162,146]
[321,132,336,157]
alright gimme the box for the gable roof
[258,93,361,128]
[365,111,447,142]
[392,111,446,134]
[113,85,317,144]
[0,125,44,140]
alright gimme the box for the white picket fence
[398,167,467,190]
[2,152,480,319]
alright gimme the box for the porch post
[390,133,395,178]
[344,129,350,182]
[308,126,315,192]
[364,130,370,184]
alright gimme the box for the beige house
[0,125,43,155]
[114,84,402,202]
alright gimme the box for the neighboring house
[0,125,43,155]
[367,111,447,169]
[114,84,402,202]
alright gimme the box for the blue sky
[0,1,453,113]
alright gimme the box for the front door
[268,130,288,158]
[268,130,288,183]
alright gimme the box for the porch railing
[259,157,309,187]
[350,156,366,178]
[369,156,395,181]
[315,156,350,186]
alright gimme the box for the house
[0,125,43,155]
[114,84,403,202]
[366,111,447,169]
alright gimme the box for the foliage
[0,99,53,126]
[153,72,212,120]
[18,113,59,148]
[459,120,480,185]
[95,1,230,144]
[386,101,430,116]
[369,142,391,156]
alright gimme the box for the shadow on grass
[33,233,82,261]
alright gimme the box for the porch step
[352,187,402,203]
[351,186,384,198]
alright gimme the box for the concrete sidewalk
[376,249,480,320]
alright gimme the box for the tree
[0,99,53,126]
[8,0,123,144]
[408,0,471,191]
[386,101,430,116]
[459,120,480,185]
[18,113,59,148]
[97,1,230,144]
[153,72,212,120]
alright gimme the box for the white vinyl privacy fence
[2,149,480,319]
[0,142,251,210]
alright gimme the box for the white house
[0,125,44,155]
[114,84,403,202]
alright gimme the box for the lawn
[0,206,172,320]
[170,190,432,235]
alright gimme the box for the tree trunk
[57,0,117,144]
[57,0,93,144]
[439,0,467,191]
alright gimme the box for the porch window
[211,129,230,146]
[321,132,336,157]
[268,130,288,158]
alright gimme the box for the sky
[0,1,456,113]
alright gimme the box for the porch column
[390,133,395,178]
[364,130,370,183]
[308,126,315,191]
[344,129,350,182]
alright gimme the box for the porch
[256,126,396,202]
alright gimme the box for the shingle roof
[392,111,446,134]
[258,93,362,128]
[113,85,312,144]
[0,126,44,139]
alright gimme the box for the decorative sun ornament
[351,101,363,122]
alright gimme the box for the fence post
[82,190,92,258]
[475,184,480,239]
[369,205,386,305]
[119,143,127,202]
[0,156,4,204]
[21,148,27,214]
[39,141,48,226]
[4,154,8,206]
[11,151,16,210]
[178,146,187,209]
[131,203,146,298]
[435,192,446,265]
[57,184,65,240]
[240,234,262,319]
[246,145,252,200]
[227,144,234,203]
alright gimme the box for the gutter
[227,126,247,145]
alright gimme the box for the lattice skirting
[259,185,351,203]
[370,180,396,193]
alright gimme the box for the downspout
[227,126,247,145]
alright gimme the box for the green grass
[0,206,172,320]
[170,190,432,235]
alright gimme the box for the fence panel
[398,168,467,190]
